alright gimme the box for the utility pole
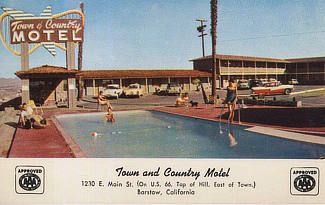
[210,0,218,97]
[196,19,207,57]
[78,2,84,100]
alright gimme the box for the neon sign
[0,6,85,56]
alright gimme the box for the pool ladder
[238,98,247,125]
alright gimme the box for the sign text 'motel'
[10,19,83,44]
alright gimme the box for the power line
[218,30,325,42]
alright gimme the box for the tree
[210,0,218,97]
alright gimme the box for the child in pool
[106,106,115,122]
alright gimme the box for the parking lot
[79,85,325,110]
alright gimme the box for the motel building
[15,54,325,107]
[15,67,211,106]
[191,54,325,87]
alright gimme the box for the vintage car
[123,83,143,97]
[103,84,123,99]
[157,83,182,95]
[166,83,182,95]
[251,82,294,95]
[288,78,299,85]
[237,79,249,89]
[249,79,262,89]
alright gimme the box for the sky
[1,0,325,77]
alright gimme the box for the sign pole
[78,2,84,100]
[66,41,76,109]
[21,42,30,104]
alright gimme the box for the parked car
[157,83,182,95]
[260,78,268,84]
[251,82,294,95]
[288,78,299,85]
[249,79,262,89]
[103,84,123,99]
[166,83,182,95]
[237,79,249,89]
[123,83,143,97]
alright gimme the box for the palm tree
[210,0,218,97]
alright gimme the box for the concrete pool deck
[7,105,325,158]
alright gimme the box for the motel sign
[0,5,85,108]
[10,19,83,44]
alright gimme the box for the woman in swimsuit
[98,91,112,111]
[224,79,238,122]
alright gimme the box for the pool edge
[51,115,88,158]
[151,108,325,146]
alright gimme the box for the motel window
[286,64,295,72]
[297,63,306,69]
[256,62,266,68]
[309,74,316,80]
[267,62,276,68]
[243,61,254,67]
[229,61,242,67]
[102,79,114,87]
[309,62,323,72]
[277,63,285,68]
[95,79,103,87]
[30,80,45,87]
[220,60,228,67]
[84,79,93,87]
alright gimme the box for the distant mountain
[0,78,21,100]
[0,78,21,89]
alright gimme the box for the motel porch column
[323,62,325,82]
[265,61,268,79]
[254,61,257,79]
[241,60,244,79]
[21,43,29,104]
[284,64,287,82]
[189,77,192,91]
[275,63,278,80]
[227,60,230,80]
[66,42,77,109]
[296,63,298,79]
[92,79,96,95]
[145,78,149,93]
[119,78,123,88]
[307,62,310,81]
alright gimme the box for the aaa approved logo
[15,166,45,194]
[290,167,319,196]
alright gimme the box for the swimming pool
[56,110,325,158]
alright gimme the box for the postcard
[0,0,324,204]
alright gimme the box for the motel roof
[15,65,78,79]
[190,54,325,64]
[189,54,290,63]
[286,56,325,63]
[77,69,211,79]
[15,65,211,79]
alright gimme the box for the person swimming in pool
[224,78,238,122]
[106,105,115,123]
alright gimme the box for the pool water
[56,110,325,158]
